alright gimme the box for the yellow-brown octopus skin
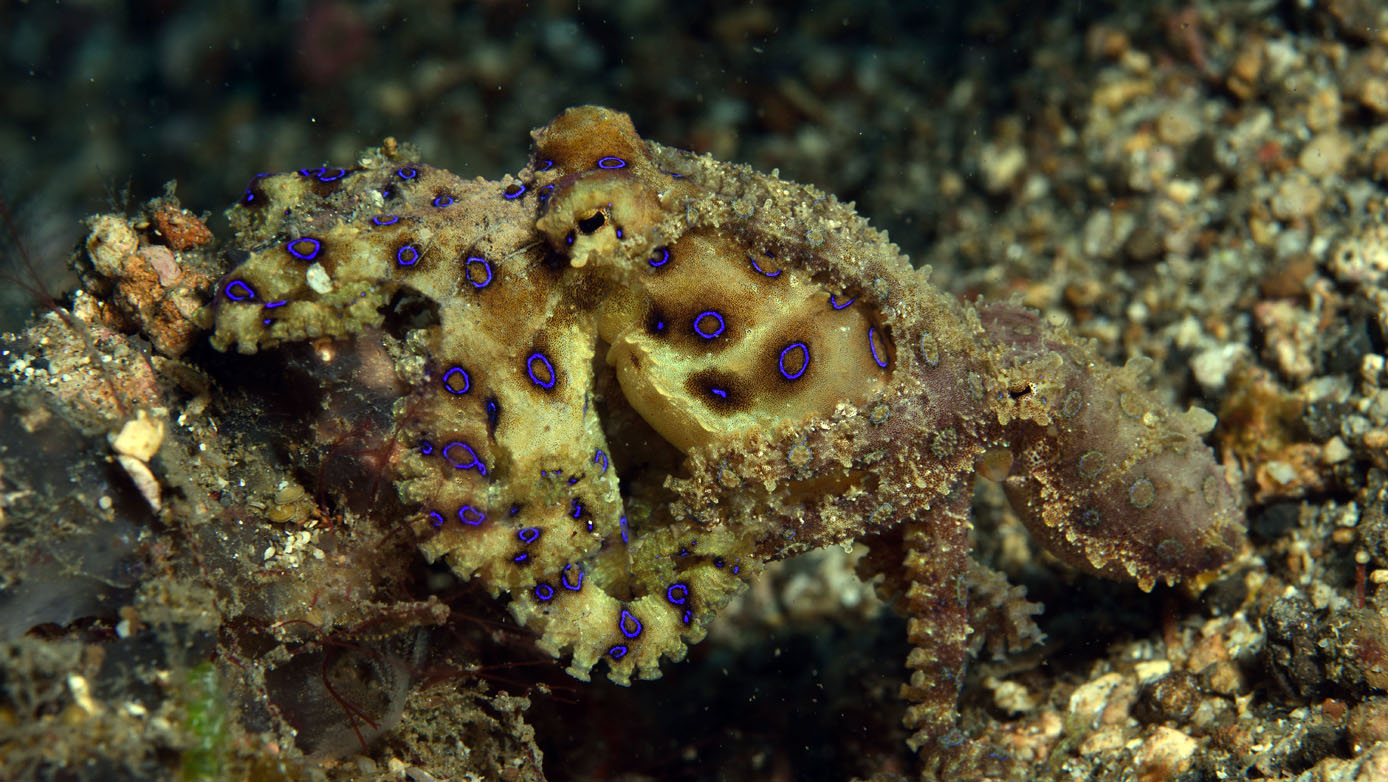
[209,106,1246,774]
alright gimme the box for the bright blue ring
[432,195,453,207]
[396,167,418,179]
[597,156,626,169]
[465,257,493,288]
[504,183,526,199]
[618,609,643,638]
[693,311,725,339]
[829,294,855,310]
[457,505,486,525]
[517,527,541,544]
[224,280,255,301]
[666,584,688,605]
[286,238,321,261]
[868,326,888,368]
[562,563,584,591]
[527,352,556,389]
[443,441,485,474]
[317,168,346,182]
[441,366,470,395]
[534,584,554,601]
[778,342,810,380]
[749,255,782,277]
[609,645,628,659]
[648,247,670,267]
[372,214,399,226]
[428,511,445,529]
[396,245,420,266]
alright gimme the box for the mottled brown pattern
[210,106,1245,774]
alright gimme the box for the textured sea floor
[5,1,1388,780]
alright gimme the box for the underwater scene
[3,1,1388,780]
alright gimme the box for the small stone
[306,263,334,294]
[108,410,165,462]
[1299,133,1351,178]
[1270,174,1324,220]
[1132,726,1198,777]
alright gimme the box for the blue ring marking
[372,214,400,226]
[710,387,728,399]
[504,183,526,199]
[619,516,629,544]
[261,319,274,326]
[443,441,487,475]
[778,342,810,380]
[618,610,643,638]
[508,503,521,517]
[868,326,889,368]
[537,184,554,202]
[458,505,486,525]
[562,563,584,591]
[396,166,418,179]
[713,557,725,568]
[666,584,689,605]
[693,311,726,339]
[571,498,583,519]
[428,511,445,529]
[538,159,554,171]
[418,440,434,455]
[485,398,500,432]
[682,609,692,624]
[513,553,529,564]
[297,167,325,178]
[465,257,493,288]
[596,156,626,169]
[594,449,608,473]
[608,645,628,659]
[517,527,541,544]
[441,366,470,395]
[534,584,554,601]
[567,476,579,486]
[829,294,855,310]
[316,168,346,182]
[432,195,454,207]
[396,245,420,266]
[648,247,670,267]
[286,237,322,261]
[224,280,256,301]
[732,564,741,575]
[264,300,288,309]
[526,352,556,389]
[748,254,782,277]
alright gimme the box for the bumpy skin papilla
[210,106,1245,774]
